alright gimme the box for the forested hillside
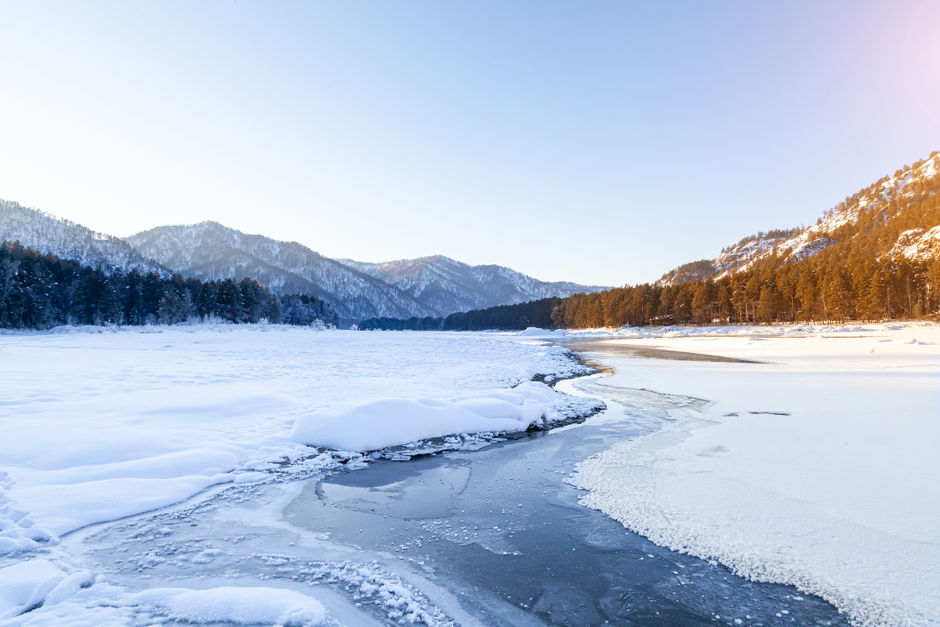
[660,153,940,283]
[0,241,337,329]
[0,199,166,274]
[371,152,940,330]
[559,153,940,326]
[126,221,435,324]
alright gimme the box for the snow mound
[133,586,328,626]
[0,559,70,619]
[292,381,566,451]
[517,326,570,337]
[0,474,55,556]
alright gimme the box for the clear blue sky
[0,0,937,285]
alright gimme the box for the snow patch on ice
[292,381,571,451]
[132,586,328,626]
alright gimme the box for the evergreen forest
[0,241,338,329]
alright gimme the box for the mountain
[0,199,165,274]
[0,201,608,326]
[341,255,609,316]
[470,150,940,328]
[659,151,940,284]
[126,222,437,324]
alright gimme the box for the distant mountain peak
[127,223,434,325]
[343,255,609,317]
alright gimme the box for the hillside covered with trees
[0,241,338,329]
[364,153,940,330]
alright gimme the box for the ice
[0,325,591,622]
[567,322,940,625]
[287,415,845,625]
[6,321,931,623]
[0,327,587,538]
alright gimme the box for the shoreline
[563,326,940,625]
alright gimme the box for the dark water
[71,351,848,625]
[283,376,846,626]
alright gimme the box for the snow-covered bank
[0,326,590,623]
[291,381,590,450]
[567,322,940,625]
[0,557,329,625]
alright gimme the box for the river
[66,341,846,625]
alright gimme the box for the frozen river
[66,343,845,625]
[7,324,934,624]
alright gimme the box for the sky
[0,1,938,286]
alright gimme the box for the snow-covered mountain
[126,222,437,324]
[340,255,608,316]
[1,200,608,325]
[0,199,165,274]
[659,151,940,284]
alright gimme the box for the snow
[131,586,328,625]
[292,381,563,450]
[0,559,68,619]
[0,326,585,542]
[0,199,163,275]
[567,322,940,625]
[342,256,607,317]
[0,566,329,626]
[889,225,940,260]
[0,325,590,623]
[127,222,440,322]
[924,153,939,179]
[4,321,936,624]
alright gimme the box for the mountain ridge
[340,254,609,316]
[0,199,167,275]
[659,151,940,285]
[0,200,607,325]
[125,221,436,324]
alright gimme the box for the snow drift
[291,381,566,451]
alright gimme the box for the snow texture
[0,326,586,541]
[888,225,940,260]
[567,322,940,625]
[0,325,591,624]
[292,381,567,450]
[132,586,328,625]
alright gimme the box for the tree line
[359,298,561,331]
[550,254,939,328]
[363,153,940,330]
[0,241,338,329]
[359,253,939,331]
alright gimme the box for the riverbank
[564,322,940,625]
[1,323,933,624]
[0,329,590,624]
